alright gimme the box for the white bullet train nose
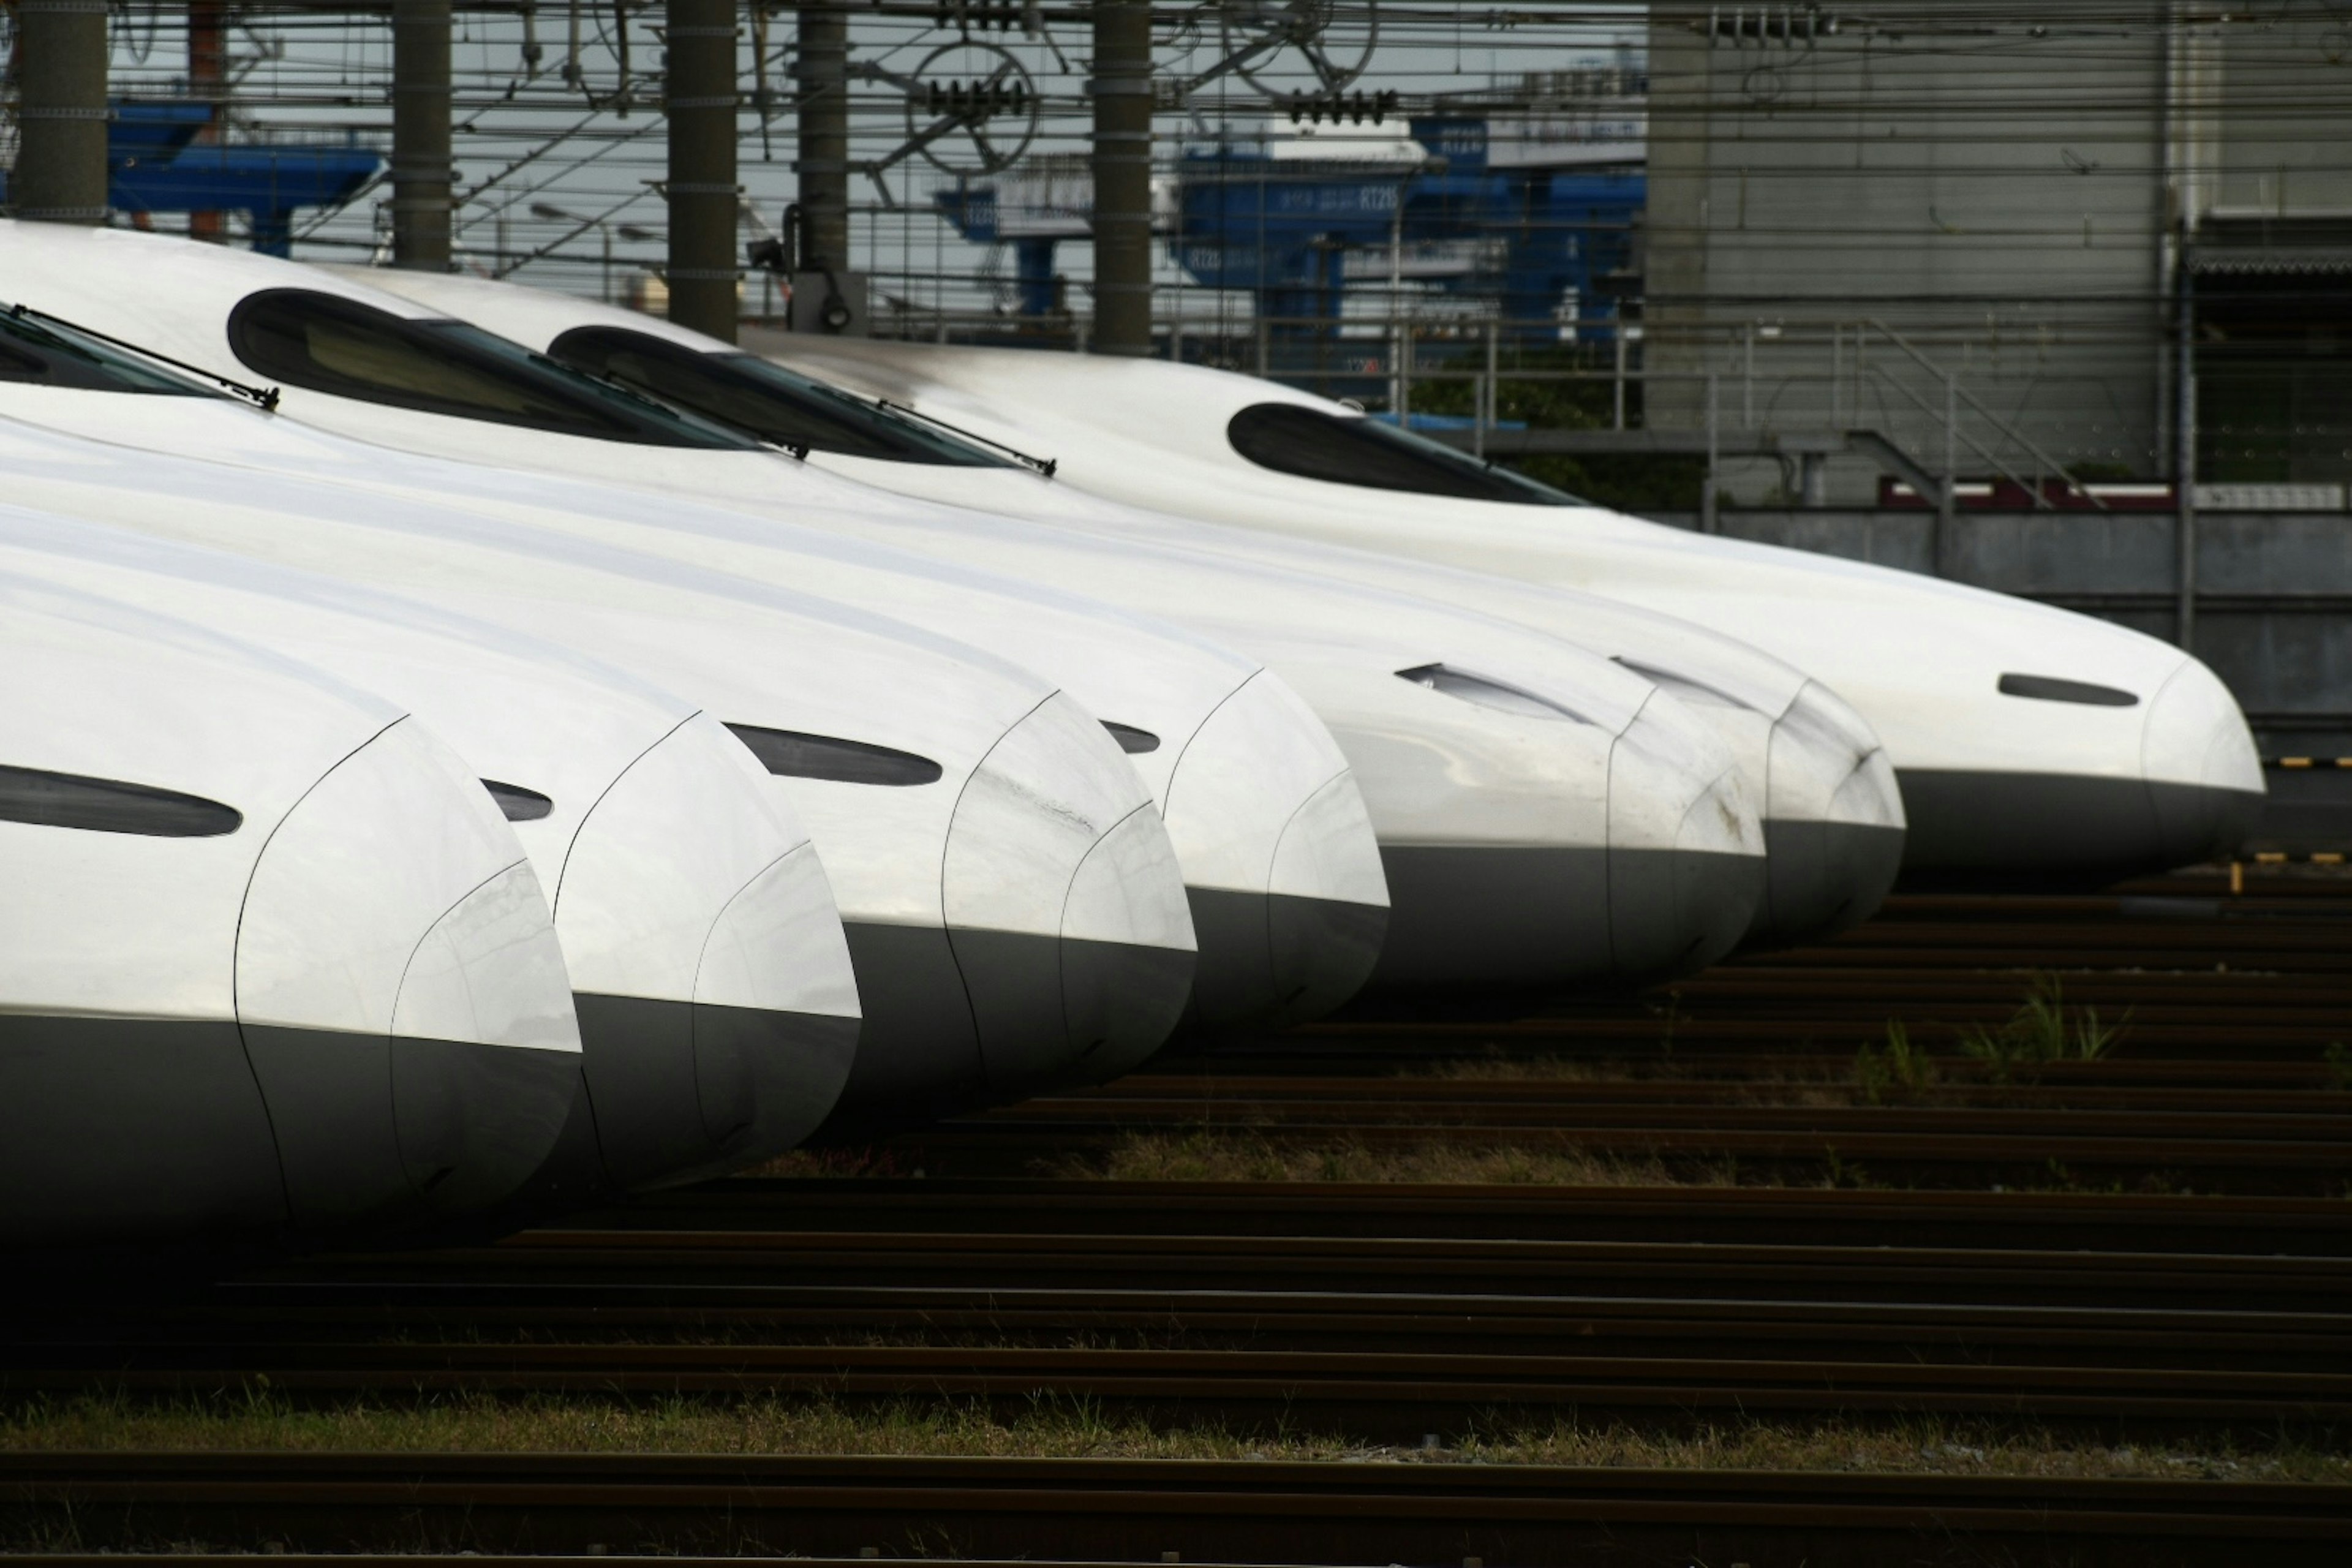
[513,711,860,1185]
[0,420,1192,1130]
[236,717,579,1230]
[748,337,2260,889]
[1159,671,1388,1026]
[1607,684,1773,978]
[0,575,579,1250]
[943,693,1199,1099]
[729,331,1910,950]
[0,510,861,1206]
[0,229,1376,1036]
[309,267,1389,1028]
[285,267,1758,990]
[754,690,1197,1127]
[1894,646,2265,884]
[1757,680,1908,942]
[1275,646,1764,987]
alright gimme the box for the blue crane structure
[1,102,381,256]
[933,111,1643,350]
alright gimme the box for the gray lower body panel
[1188,886,1388,1029]
[565,994,859,1194]
[1374,844,1761,989]
[821,922,987,1133]
[951,927,1195,1098]
[0,1014,575,1248]
[1608,845,1765,982]
[1375,844,1609,987]
[818,919,1194,1139]
[1896,771,2266,888]
[241,1025,577,1236]
[1743,818,1909,951]
[0,1015,288,1250]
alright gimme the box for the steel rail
[24,1282,2347,1370]
[4,1452,2347,1565]
[587,1178,2352,1253]
[261,1230,2352,1313]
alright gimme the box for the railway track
[3,1451,2348,1567]
[6,878,2349,1563]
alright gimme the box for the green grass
[3,1390,2344,1483]
[1063,1129,1728,1186]
[1957,973,2128,1084]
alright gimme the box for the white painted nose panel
[1770,682,1905,832]
[943,692,1172,941]
[553,712,831,1011]
[1271,771,1389,910]
[1063,804,1195,954]
[236,717,565,1044]
[1161,668,1382,907]
[390,859,575,1055]
[695,840,861,1021]
[2143,657,2263,795]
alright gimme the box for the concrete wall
[1643,4,2178,494]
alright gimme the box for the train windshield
[0,306,217,396]
[550,326,1011,466]
[1227,402,1586,506]
[227,289,760,448]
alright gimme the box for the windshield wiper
[549,353,812,461]
[875,398,1057,478]
[7,302,281,411]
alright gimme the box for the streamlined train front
[0,225,1382,1033]
[0,508,862,1201]
[290,266,1767,987]
[331,271,1894,952]
[0,412,1197,1128]
[755,338,2263,888]
[0,576,581,1250]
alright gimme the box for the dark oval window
[225,289,760,448]
[1101,722,1161,755]
[1227,402,1583,506]
[481,780,554,821]
[1997,674,2140,707]
[0,306,213,396]
[549,326,1009,467]
[0,764,241,837]
[725,722,943,786]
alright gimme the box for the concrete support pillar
[11,0,110,224]
[793,1,850,271]
[666,0,741,342]
[1089,0,1153,355]
[390,0,453,269]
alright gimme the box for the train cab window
[549,326,1011,466]
[226,290,759,448]
[481,780,554,821]
[725,723,944,786]
[0,764,242,837]
[1227,402,1586,506]
[1997,674,2140,707]
[0,307,216,396]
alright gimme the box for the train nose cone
[1160,671,1389,1028]
[382,860,581,1211]
[1752,680,1907,949]
[2143,657,2265,865]
[554,714,860,1194]
[944,692,1197,1099]
[235,719,580,1236]
[1606,693,1767,983]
